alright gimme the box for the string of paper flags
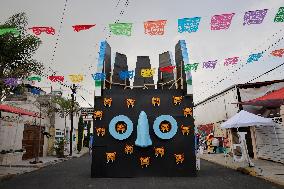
[2,7,284,38]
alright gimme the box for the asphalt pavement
[0,155,283,189]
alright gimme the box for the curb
[0,174,16,182]
[200,157,284,187]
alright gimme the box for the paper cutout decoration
[140,157,150,168]
[183,107,192,117]
[178,17,201,33]
[103,98,112,107]
[69,74,84,83]
[109,23,132,36]
[109,115,133,140]
[180,125,190,135]
[187,78,192,85]
[141,68,155,77]
[116,122,127,134]
[3,78,20,87]
[135,111,152,147]
[124,144,134,154]
[274,7,284,22]
[271,49,284,57]
[48,76,64,82]
[211,13,235,30]
[224,57,239,66]
[92,73,106,81]
[93,111,103,120]
[0,28,20,36]
[247,53,263,63]
[184,63,199,72]
[173,96,183,105]
[95,127,106,136]
[159,66,175,73]
[72,24,96,32]
[243,9,268,25]
[98,41,107,67]
[27,76,41,82]
[153,115,178,139]
[95,80,101,87]
[154,147,165,157]
[106,152,116,163]
[29,27,55,35]
[126,98,135,108]
[174,153,184,164]
[119,70,134,80]
[144,20,167,36]
[152,97,160,106]
[203,60,217,69]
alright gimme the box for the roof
[238,87,284,107]
[194,79,284,106]
[0,104,39,117]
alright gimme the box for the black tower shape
[133,56,155,89]
[111,52,130,89]
[157,51,175,89]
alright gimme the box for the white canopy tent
[220,110,276,129]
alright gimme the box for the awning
[235,87,284,107]
[220,110,276,129]
[0,104,39,117]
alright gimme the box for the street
[0,155,282,189]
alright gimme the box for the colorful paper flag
[243,9,268,25]
[0,28,20,36]
[184,63,199,72]
[69,74,84,83]
[211,13,235,30]
[203,60,217,69]
[27,76,41,82]
[95,80,101,87]
[48,76,64,82]
[247,53,263,63]
[72,24,96,32]
[98,41,107,66]
[141,68,155,77]
[274,7,284,22]
[3,78,20,87]
[29,27,55,35]
[91,73,106,81]
[144,20,167,36]
[119,70,134,80]
[271,49,284,57]
[178,17,201,33]
[109,23,132,36]
[159,66,176,73]
[224,57,239,66]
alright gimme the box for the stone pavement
[0,147,89,182]
[200,153,284,186]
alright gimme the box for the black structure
[112,52,130,89]
[175,40,187,91]
[92,89,195,177]
[157,51,175,89]
[133,56,155,89]
[102,41,112,89]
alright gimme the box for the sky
[0,0,284,107]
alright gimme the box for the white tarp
[220,110,276,129]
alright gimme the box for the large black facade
[112,52,130,89]
[157,51,175,89]
[133,56,155,89]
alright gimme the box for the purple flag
[243,9,268,25]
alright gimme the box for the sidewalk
[200,153,284,186]
[0,147,89,182]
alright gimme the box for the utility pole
[70,84,77,156]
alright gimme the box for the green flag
[274,7,284,22]
[109,23,132,36]
[95,80,101,87]
[0,28,20,36]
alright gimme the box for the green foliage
[54,138,65,158]
[77,116,84,152]
[0,12,44,100]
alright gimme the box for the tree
[0,12,44,101]
[77,116,84,153]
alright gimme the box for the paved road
[0,155,282,189]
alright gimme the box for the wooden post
[250,126,257,159]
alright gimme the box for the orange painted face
[126,98,135,108]
[140,157,150,168]
[180,125,190,135]
[106,152,116,163]
[124,144,134,154]
[154,147,165,157]
[174,153,184,164]
[116,123,126,133]
[94,111,103,120]
[152,97,161,106]
[183,107,192,117]
[95,127,106,136]
[160,123,170,133]
[104,98,112,107]
[173,96,183,105]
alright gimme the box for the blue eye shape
[109,115,133,140]
[153,115,178,139]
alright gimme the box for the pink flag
[224,57,239,66]
[211,13,235,30]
